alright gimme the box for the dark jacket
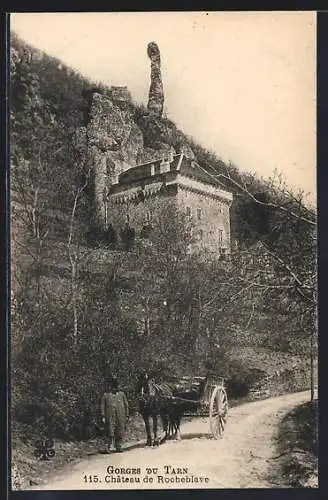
[100,391,129,437]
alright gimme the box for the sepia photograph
[10,11,317,490]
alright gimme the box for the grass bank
[273,400,318,488]
[11,413,147,490]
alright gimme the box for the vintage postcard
[10,11,317,491]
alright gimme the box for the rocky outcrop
[178,142,196,160]
[147,42,164,118]
[136,115,196,163]
[138,144,175,164]
[109,86,132,105]
[136,113,177,164]
[83,91,143,221]
[82,43,197,224]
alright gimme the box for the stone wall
[176,188,231,254]
[107,187,231,254]
[249,363,312,400]
[107,192,175,240]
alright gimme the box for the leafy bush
[226,367,266,398]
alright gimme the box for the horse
[163,377,208,440]
[136,371,183,446]
[166,402,182,440]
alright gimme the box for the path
[32,390,311,490]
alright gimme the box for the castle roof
[108,153,233,204]
[118,153,227,188]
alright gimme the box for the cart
[163,375,229,439]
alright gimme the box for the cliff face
[82,91,143,220]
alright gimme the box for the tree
[196,165,317,399]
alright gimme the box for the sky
[10,12,316,202]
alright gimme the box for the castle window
[218,229,223,247]
[186,206,191,217]
[160,159,170,174]
[140,224,153,239]
[199,229,203,240]
[145,211,152,223]
[220,247,227,261]
[106,158,115,177]
[197,208,202,220]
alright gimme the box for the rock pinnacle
[147,41,164,118]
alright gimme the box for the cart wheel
[209,386,228,439]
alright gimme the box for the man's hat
[107,376,118,390]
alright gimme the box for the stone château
[86,41,233,255]
[105,153,233,255]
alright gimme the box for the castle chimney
[160,155,170,174]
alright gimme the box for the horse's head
[136,370,149,397]
[137,370,157,399]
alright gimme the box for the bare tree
[194,165,317,399]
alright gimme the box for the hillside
[11,32,315,245]
[10,32,316,443]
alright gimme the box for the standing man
[101,377,129,453]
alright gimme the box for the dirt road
[33,391,310,490]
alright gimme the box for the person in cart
[101,377,129,453]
